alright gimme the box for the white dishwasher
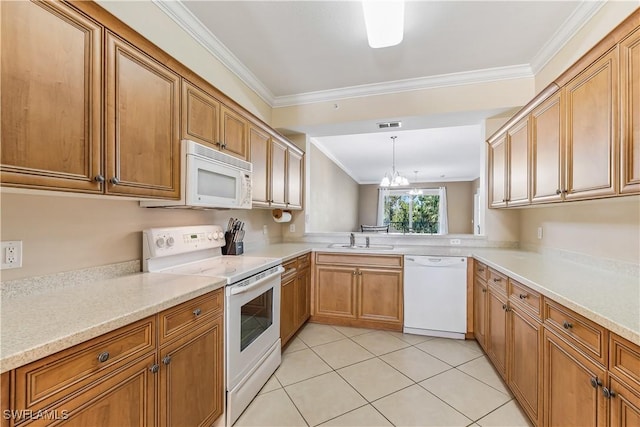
[403,256,467,339]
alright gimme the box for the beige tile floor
[234,323,533,427]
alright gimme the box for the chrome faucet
[349,233,355,247]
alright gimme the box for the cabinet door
[531,91,564,203]
[473,279,488,351]
[270,138,288,208]
[220,105,248,160]
[486,287,508,379]
[287,148,304,210]
[608,375,640,427]
[28,354,157,427]
[620,28,640,194]
[105,32,180,198]
[295,266,311,327]
[565,48,618,200]
[509,305,542,426]
[489,135,507,208]
[159,317,224,427]
[1,0,103,192]
[182,80,220,149]
[250,126,271,207]
[506,118,530,206]
[314,266,357,320]
[280,275,297,346]
[357,268,403,326]
[543,329,607,427]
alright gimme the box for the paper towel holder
[272,209,292,222]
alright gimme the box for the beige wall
[95,0,271,122]
[519,196,640,264]
[308,144,360,232]
[357,182,474,234]
[535,2,639,92]
[0,192,280,281]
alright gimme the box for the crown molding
[529,1,606,74]
[151,0,276,105]
[272,64,533,107]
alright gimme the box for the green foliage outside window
[383,193,440,234]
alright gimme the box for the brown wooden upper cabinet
[620,27,640,194]
[249,125,271,206]
[105,31,181,198]
[182,80,220,150]
[488,135,507,208]
[531,91,564,203]
[564,47,618,200]
[506,117,530,206]
[286,145,304,210]
[0,0,103,193]
[270,136,288,208]
[220,105,249,160]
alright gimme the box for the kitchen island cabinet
[311,253,403,331]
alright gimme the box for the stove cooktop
[157,255,281,284]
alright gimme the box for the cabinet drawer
[282,259,298,280]
[475,261,489,282]
[609,334,640,387]
[544,299,608,366]
[297,253,311,269]
[315,252,403,268]
[509,280,542,318]
[14,317,155,413]
[159,289,223,346]
[488,268,508,294]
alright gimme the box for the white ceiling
[157,1,604,184]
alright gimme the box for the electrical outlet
[289,224,296,233]
[450,239,461,245]
[262,225,268,235]
[537,227,543,239]
[1,241,22,269]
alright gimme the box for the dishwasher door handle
[405,257,465,267]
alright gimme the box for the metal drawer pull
[590,377,602,388]
[150,364,160,374]
[493,277,502,282]
[563,321,573,330]
[502,304,507,311]
[162,355,172,365]
[603,387,616,398]
[478,268,485,272]
[193,308,202,317]
[97,351,110,363]
[482,288,487,293]
[519,294,528,299]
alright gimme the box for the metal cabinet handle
[97,351,110,363]
[352,271,357,275]
[502,304,507,311]
[562,189,569,194]
[478,268,485,272]
[162,355,172,365]
[193,308,202,317]
[149,364,160,374]
[603,387,616,399]
[94,174,105,183]
[110,177,120,185]
[563,321,573,330]
[519,294,528,299]
[481,288,487,293]
[590,377,602,388]
[358,271,363,276]
[493,277,502,282]
[556,189,562,195]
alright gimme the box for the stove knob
[155,237,165,248]
[166,236,175,247]
[207,233,214,241]
[217,231,224,240]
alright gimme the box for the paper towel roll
[273,211,292,223]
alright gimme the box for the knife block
[222,232,243,255]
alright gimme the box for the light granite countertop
[0,273,225,373]
[248,243,639,345]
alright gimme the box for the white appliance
[143,225,283,426]
[403,256,467,339]
[141,140,252,209]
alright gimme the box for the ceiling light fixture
[362,0,405,49]
[380,136,409,187]
[409,171,423,195]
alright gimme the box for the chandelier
[380,136,409,187]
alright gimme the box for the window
[377,188,448,234]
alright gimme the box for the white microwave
[141,140,252,209]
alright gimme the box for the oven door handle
[229,266,284,295]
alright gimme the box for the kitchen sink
[328,243,395,250]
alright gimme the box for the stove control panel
[143,225,225,260]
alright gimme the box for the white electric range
[143,225,283,426]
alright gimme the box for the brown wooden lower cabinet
[473,273,488,350]
[543,328,608,427]
[5,289,224,427]
[486,284,508,380]
[280,254,311,347]
[311,253,403,331]
[607,374,640,427]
